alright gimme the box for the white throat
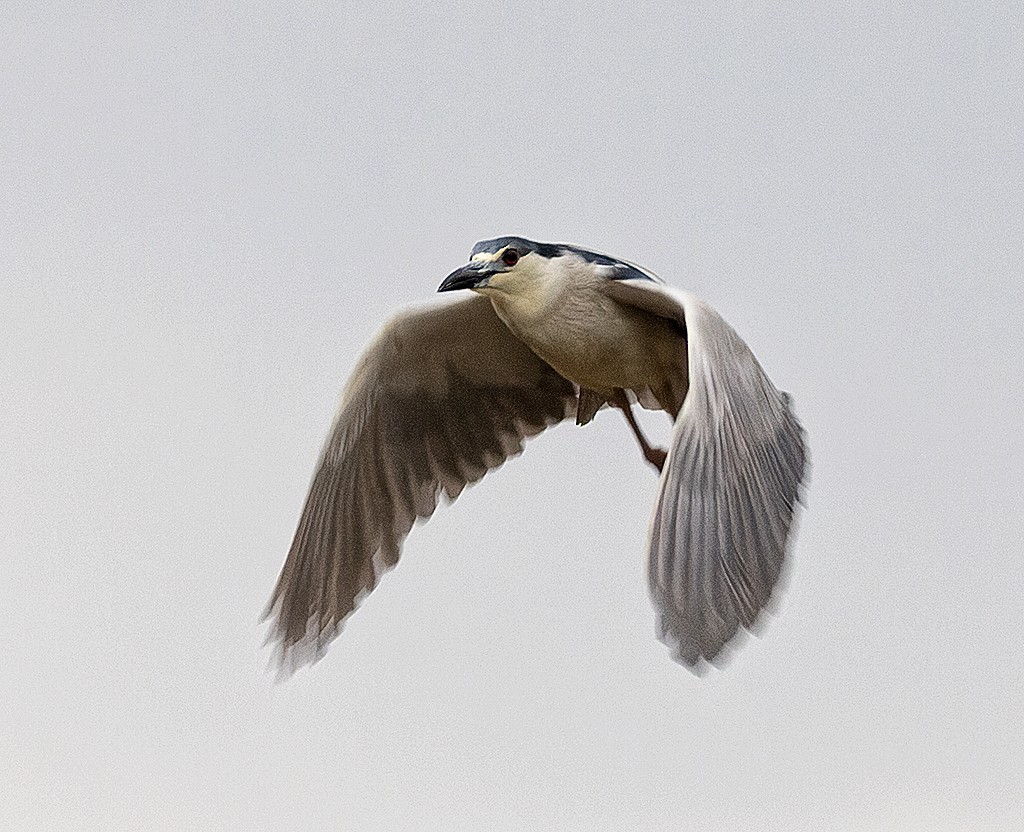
[481,254,573,333]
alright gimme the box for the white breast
[485,256,683,397]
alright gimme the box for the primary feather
[264,294,575,672]
[601,281,806,665]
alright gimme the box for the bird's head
[437,236,560,297]
[438,236,662,297]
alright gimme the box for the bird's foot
[645,447,667,473]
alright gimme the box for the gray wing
[264,294,576,673]
[601,280,807,668]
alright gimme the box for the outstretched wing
[265,294,576,673]
[600,279,807,668]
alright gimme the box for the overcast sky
[3,3,1022,830]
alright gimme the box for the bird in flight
[265,237,807,674]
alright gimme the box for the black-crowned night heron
[265,236,807,673]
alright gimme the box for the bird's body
[485,254,687,414]
[265,237,807,674]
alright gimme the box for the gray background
[3,3,1022,830]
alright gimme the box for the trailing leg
[611,389,667,473]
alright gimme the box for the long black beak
[438,261,494,293]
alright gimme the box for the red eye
[502,248,520,267]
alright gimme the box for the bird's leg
[611,389,668,473]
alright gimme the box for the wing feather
[600,279,807,668]
[264,294,576,673]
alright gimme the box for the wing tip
[648,438,808,675]
[261,612,345,680]
[656,609,773,674]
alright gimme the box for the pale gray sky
[3,3,1022,830]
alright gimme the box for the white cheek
[492,265,558,320]
[510,262,540,288]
